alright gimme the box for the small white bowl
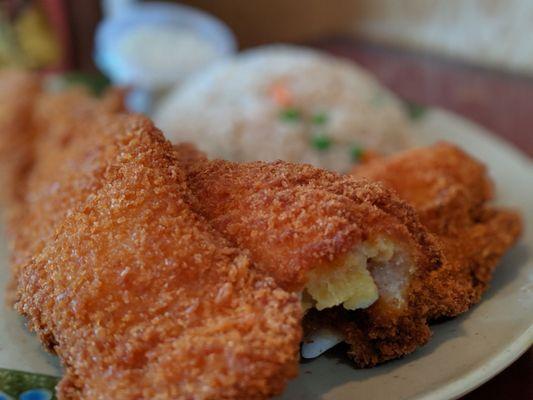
[94,2,236,94]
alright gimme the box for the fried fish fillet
[174,144,444,366]
[351,142,523,319]
[5,89,125,302]
[15,115,301,399]
[0,70,41,206]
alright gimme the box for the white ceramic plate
[1,108,532,399]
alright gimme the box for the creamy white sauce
[117,26,218,88]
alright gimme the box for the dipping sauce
[116,25,219,89]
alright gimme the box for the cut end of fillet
[305,251,378,311]
[300,237,416,359]
[304,237,409,312]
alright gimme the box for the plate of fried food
[0,46,531,400]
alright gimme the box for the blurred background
[0,1,530,397]
[1,0,531,156]
[3,0,533,74]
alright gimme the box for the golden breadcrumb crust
[15,115,301,399]
[0,70,41,206]
[352,142,523,319]
[5,89,125,303]
[174,144,445,366]
[175,146,441,290]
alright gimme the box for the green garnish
[350,145,365,162]
[61,72,111,96]
[312,112,328,125]
[311,134,332,151]
[279,108,301,122]
[404,100,427,120]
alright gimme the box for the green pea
[350,145,365,162]
[279,108,301,122]
[404,100,427,120]
[311,134,332,151]
[312,112,328,125]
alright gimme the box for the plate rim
[414,325,532,400]
[411,107,532,400]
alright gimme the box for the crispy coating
[352,142,523,319]
[174,144,444,366]
[30,87,124,154]
[15,116,302,399]
[5,89,125,302]
[174,145,440,291]
[0,70,41,206]
[352,142,492,232]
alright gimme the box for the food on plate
[351,142,523,319]
[0,70,41,207]
[154,45,413,172]
[14,112,302,399]
[0,68,523,399]
[173,144,444,366]
[174,142,522,366]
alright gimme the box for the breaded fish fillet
[0,70,41,206]
[174,144,444,366]
[5,89,125,302]
[15,115,301,399]
[351,142,523,319]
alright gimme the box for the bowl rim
[94,1,237,88]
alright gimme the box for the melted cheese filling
[304,238,399,311]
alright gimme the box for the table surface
[313,37,532,400]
